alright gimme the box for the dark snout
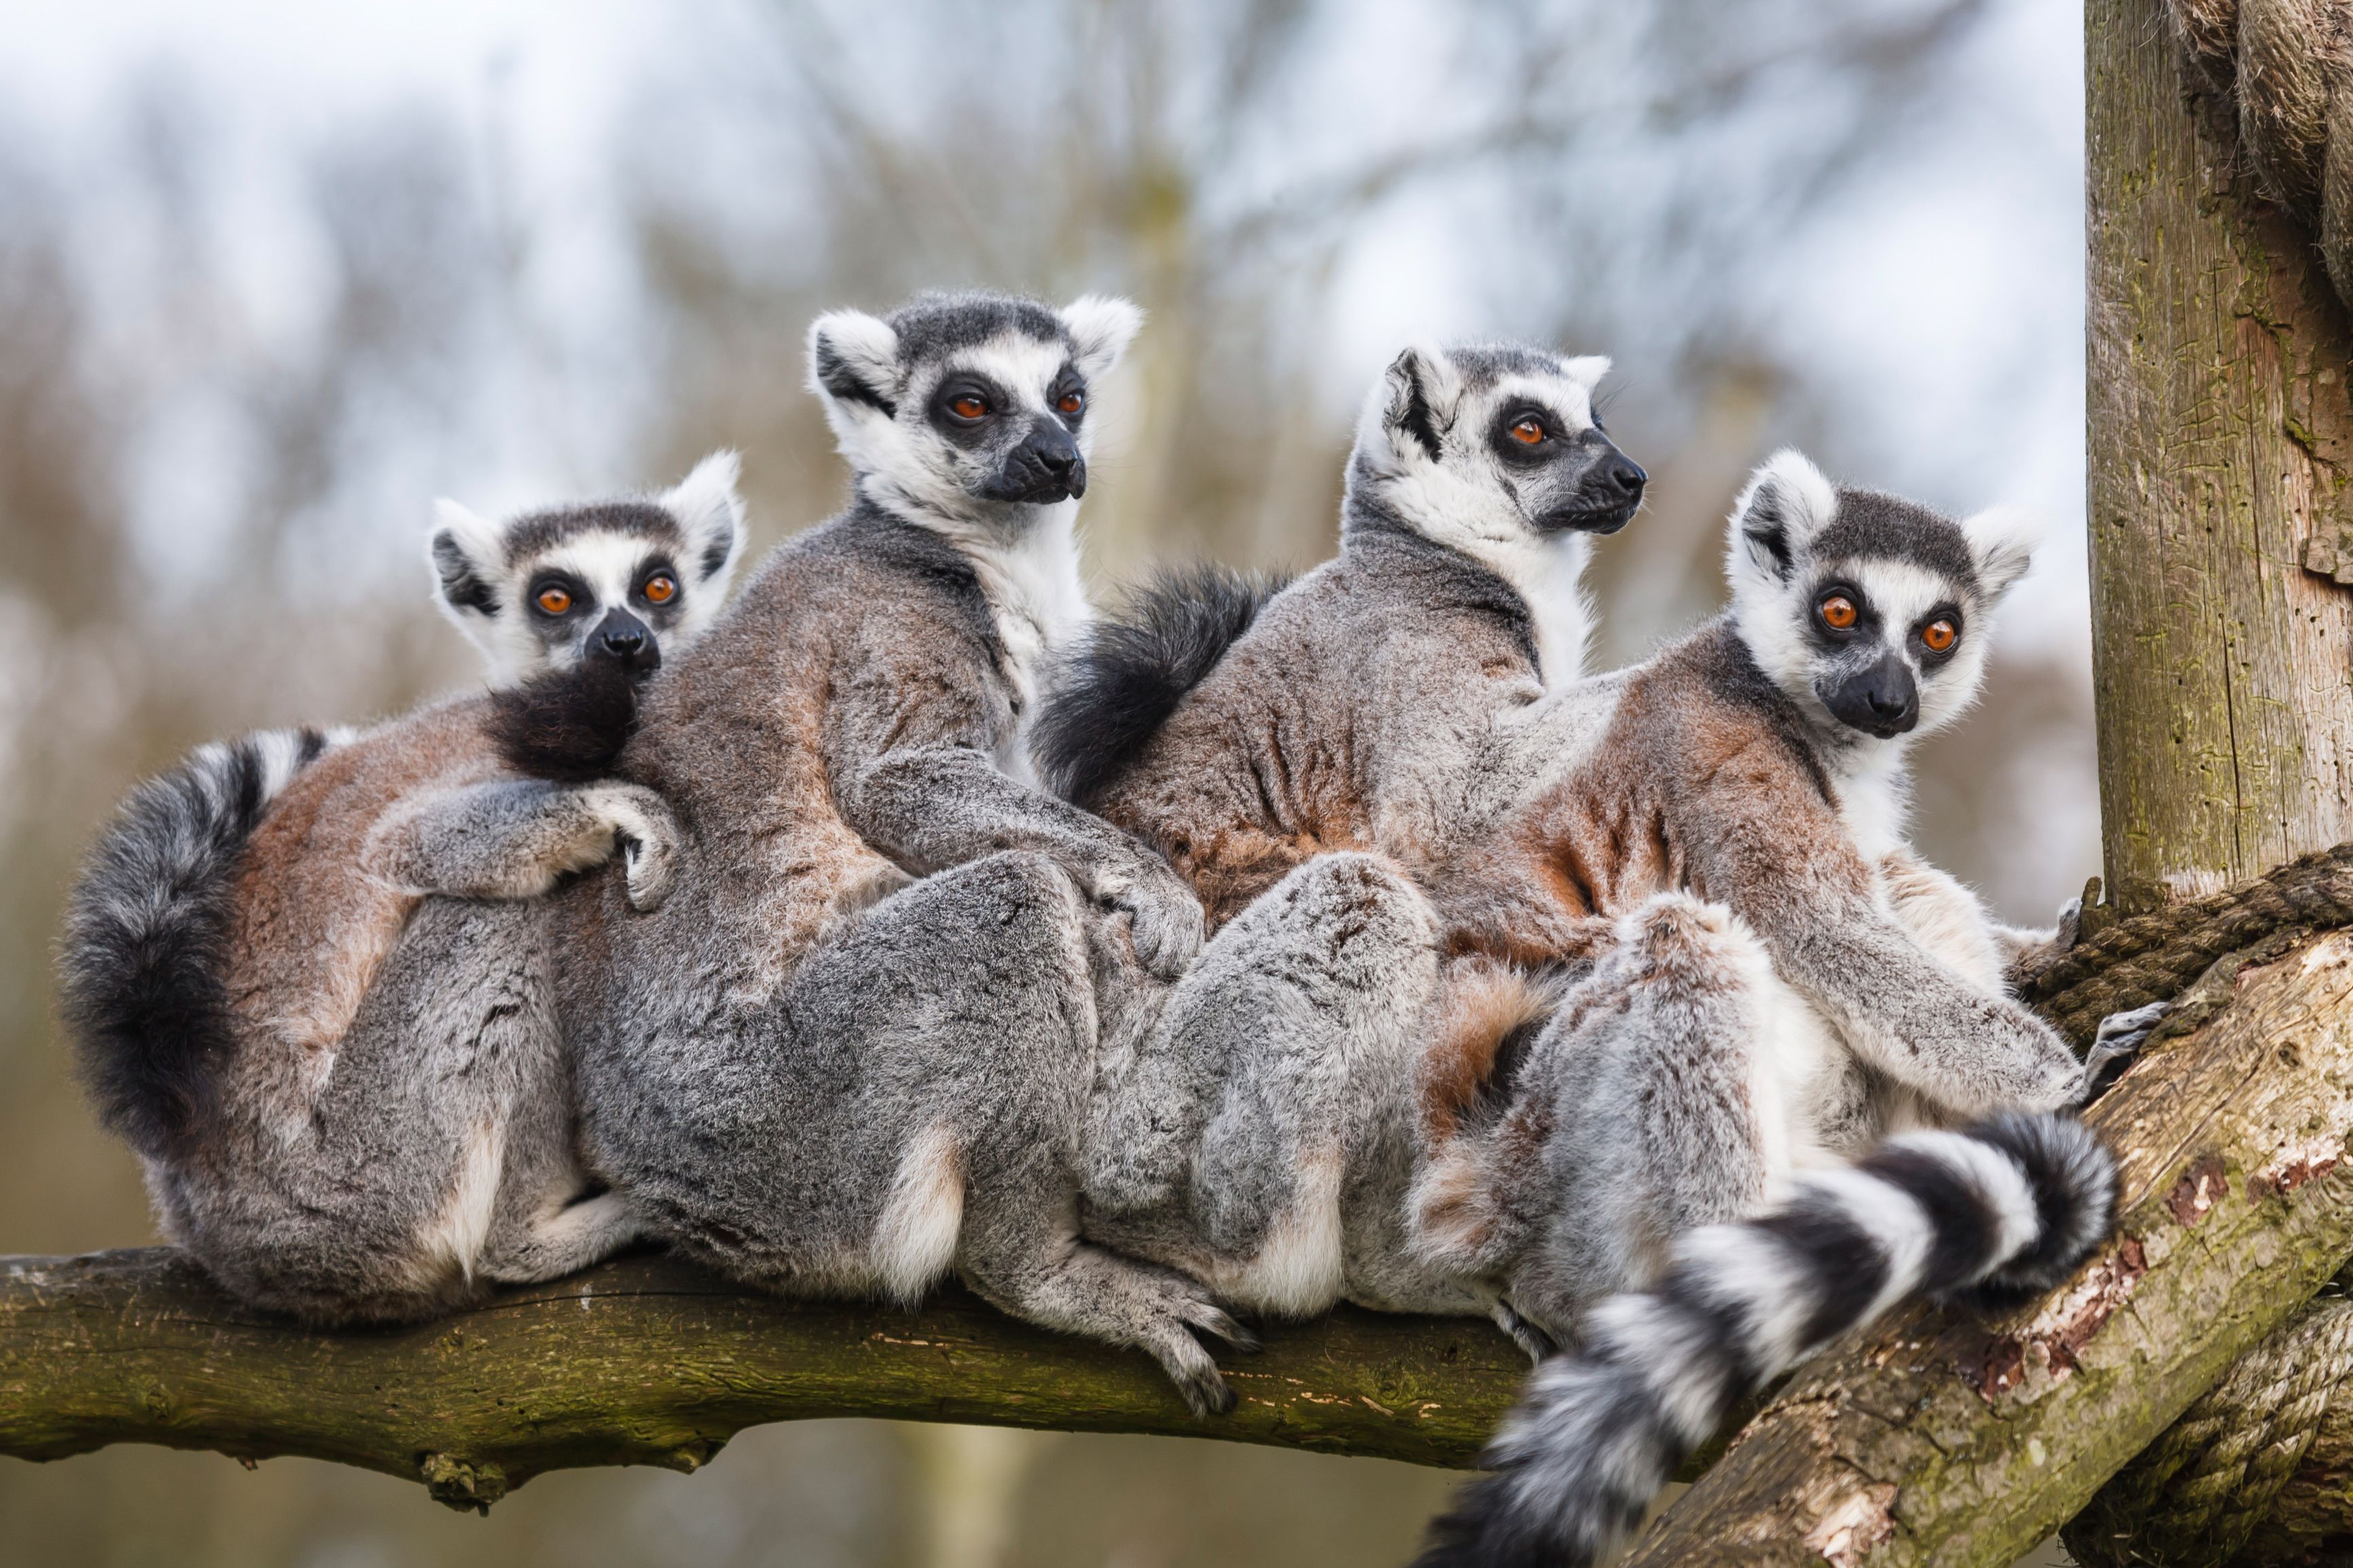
[588,607,661,677]
[1538,437,1647,535]
[985,417,1087,504]
[1821,650,1918,738]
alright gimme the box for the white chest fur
[1829,744,1912,863]
[958,511,1093,782]
[1511,534,1596,691]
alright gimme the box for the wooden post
[2087,0,2353,915]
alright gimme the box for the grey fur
[60,463,742,1323]
[1052,341,1647,1346]
[555,293,1257,1414]
[1072,449,2098,1539]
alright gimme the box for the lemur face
[804,291,1144,527]
[1726,450,2036,743]
[1350,341,1647,545]
[428,451,747,689]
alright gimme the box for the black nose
[1602,456,1647,498]
[985,418,1088,503]
[588,608,660,674]
[1824,651,1918,737]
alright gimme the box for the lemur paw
[1490,1299,1560,1366]
[1103,858,1204,980]
[588,785,680,913]
[2081,1000,2170,1104]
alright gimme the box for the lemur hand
[588,784,680,913]
[1954,996,2087,1115]
[2080,1000,2170,1105]
[1098,853,1204,980]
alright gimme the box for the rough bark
[1617,927,2353,1568]
[2087,0,2353,917]
[0,1247,1539,1509]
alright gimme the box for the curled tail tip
[59,725,334,1157]
[1960,1112,2118,1298]
[1033,562,1290,805]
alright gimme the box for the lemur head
[804,290,1143,528]
[427,450,747,689]
[1725,449,2038,745]
[1344,342,1647,554]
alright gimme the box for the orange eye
[642,572,677,605]
[1509,418,1544,445]
[1818,594,1858,630]
[535,585,572,615]
[950,394,988,420]
[1057,390,1085,416]
[1921,618,1956,653]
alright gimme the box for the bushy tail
[58,726,339,1160]
[1033,564,1290,809]
[1414,1112,2117,1568]
[487,655,643,783]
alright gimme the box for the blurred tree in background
[0,1,2088,1563]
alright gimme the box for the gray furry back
[1034,564,1289,809]
[57,727,337,1160]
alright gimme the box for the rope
[2011,842,2353,1046]
[2166,0,2353,310]
[2060,1296,2353,1567]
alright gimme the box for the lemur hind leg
[772,850,1255,1414]
[474,951,647,1286]
[1086,852,1441,1318]
[183,899,562,1324]
[1498,892,1795,1337]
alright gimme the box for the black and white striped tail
[1413,1112,2116,1568]
[58,725,340,1161]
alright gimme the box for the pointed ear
[806,309,902,417]
[1377,342,1462,464]
[664,450,747,591]
[1962,504,2041,604]
[1061,294,1144,381]
[1558,354,1612,392]
[1725,449,1837,584]
[427,498,505,634]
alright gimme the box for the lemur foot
[2081,1000,2170,1104]
[1140,1276,1253,1416]
[1491,1299,1560,1366]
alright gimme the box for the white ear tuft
[806,309,903,416]
[1725,448,1838,584]
[425,498,506,661]
[1560,354,1612,391]
[1962,504,2042,603]
[664,450,747,592]
[1360,342,1461,471]
[1061,294,1145,380]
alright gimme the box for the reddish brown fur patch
[228,697,507,1055]
[1418,957,1560,1142]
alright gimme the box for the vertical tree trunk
[2088,0,2353,915]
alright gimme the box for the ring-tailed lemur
[56,455,744,1324]
[1405,452,2113,1565]
[552,293,1253,1415]
[1036,339,1644,927]
[1029,342,1645,1324]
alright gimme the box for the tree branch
[0,1246,1537,1510]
